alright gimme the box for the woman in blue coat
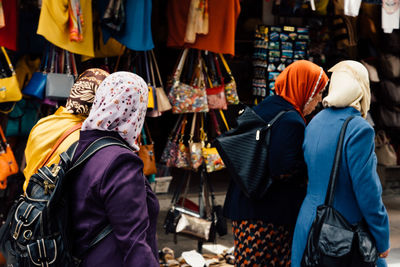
[291,60,390,267]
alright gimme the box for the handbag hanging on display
[146,51,162,117]
[219,53,239,105]
[138,123,157,176]
[22,43,50,99]
[302,116,378,267]
[45,47,76,100]
[143,51,156,111]
[151,50,172,113]
[175,116,191,169]
[0,46,22,103]
[168,48,209,114]
[204,53,227,110]
[5,98,41,137]
[201,111,226,173]
[164,171,212,242]
[0,126,18,189]
[188,113,203,171]
[160,114,183,166]
[375,130,397,166]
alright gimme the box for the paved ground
[156,185,400,265]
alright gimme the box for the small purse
[188,113,203,171]
[219,53,239,105]
[0,126,18,189]
[5,98,40,137]
[375,130,397,166]
[138,123,157,176]
[22,44,50,99]
[151,50,172,113]
[175,117,191,169]
[0,47,22,103]
[160,115,183,166]
[204,53,227,110]
[45,48,76,100]
[202,111,227,173]
[169,49,209,114]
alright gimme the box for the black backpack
[0,136,131,267]
[214,105,293,199]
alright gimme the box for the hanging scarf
[66,68,110,115]
[68,0,84,42]
[82,71,149,151]
[323,60,371,118]
[274,60,329,120]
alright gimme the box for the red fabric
[167,0,241,56]
[274,60,329,120]
[0,0,17,50]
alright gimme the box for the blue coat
[223,95,307,225]
[291,107,390,267]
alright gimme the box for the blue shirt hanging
[98,0,154,51]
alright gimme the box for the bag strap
[189,113,197,143]
[265,110,294,148]
[179,115,188,143]
[144,122,153,144]
[210,110,221,136]
[213,54,224,86]
[219,110,229,131]
[148,51,157,87]
[144,51,151,85]
[40,123,83,168]
[151,50,164,88]
[173,115,186,142]
[1,46,15,74]
[325,116,355,206]
[69,136,132,173]
[0,125,7,149]
[219,53,234,79]
[173,48,189,82]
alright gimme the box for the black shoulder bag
[301,116,378,267]
[214,105,292,199]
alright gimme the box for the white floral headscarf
[82,71,149,151]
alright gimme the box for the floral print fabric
[82,71,148,151]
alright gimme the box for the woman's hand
[379,248,390,258]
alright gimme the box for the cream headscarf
[322,60,371,118]
[82,72,149,151]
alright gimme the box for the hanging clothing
[382,0,400,34]
[344,0,362,16]
[99,0,154,51]
[37,0,94,57]
[0,0,17,51]
[167,0,241,56]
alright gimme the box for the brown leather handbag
[0,125,18,189]
[138,123,157,176]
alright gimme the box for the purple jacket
[70,130,159,266]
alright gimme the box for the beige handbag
[375,130,397,166]
[151,50,172,112]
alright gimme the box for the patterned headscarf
[65,68,109,115]
[82,72,149,150]
[274,60,329,120]
[323,60,371,118]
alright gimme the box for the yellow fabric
[81,34,125,61]
[23,106,86,191]
[15,55,41,88]
[37,0,94,57]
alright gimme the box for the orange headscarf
[275,60,329,120]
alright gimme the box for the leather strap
[173,48,189,82]
[1,46,14,73]
[40,123,83,168]
[325,116,355,206]
[88,224,113,248]
[219,53,234,79]
[144,122,153,144]
[151,50,164,88]
[189,113,197,143]
[219,110,229,131]
[173,115,186,142]
[213,54,224,86]
[148,51,157,87]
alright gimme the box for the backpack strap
[64,136,132,253]
[265,110,295,147]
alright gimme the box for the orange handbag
[0,125,18,189]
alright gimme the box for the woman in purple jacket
[69,72,160,266]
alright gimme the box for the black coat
[223,95,307,226]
